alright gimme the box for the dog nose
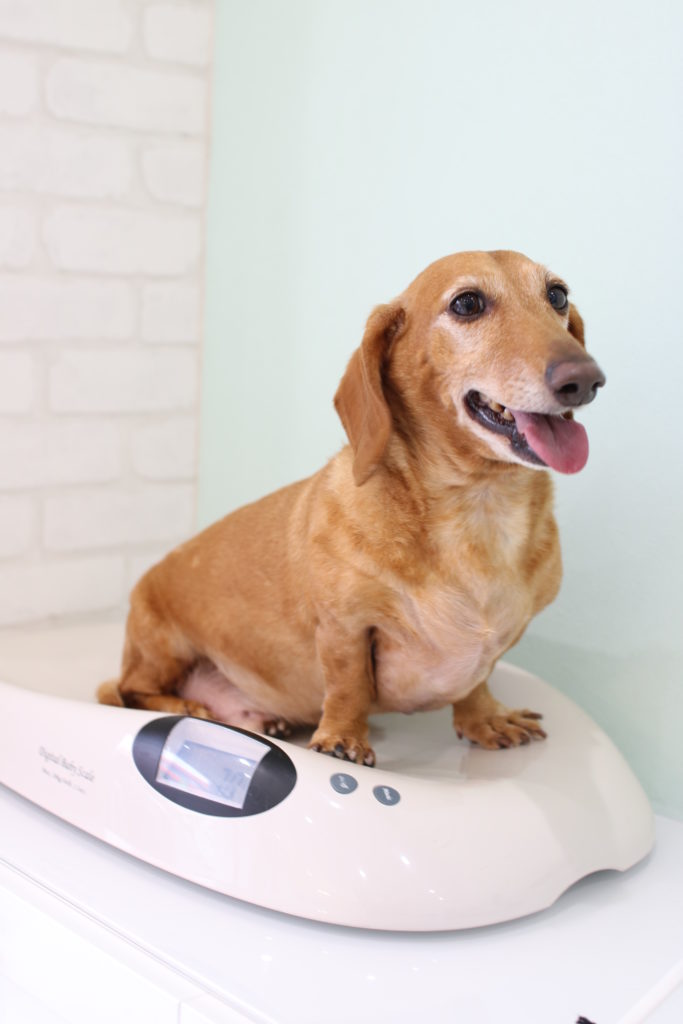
[546,359,606,407]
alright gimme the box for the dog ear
[567,304,585,347]
[334,302,406,485]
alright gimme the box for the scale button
[373,784,401,806]
[330,772,358,795]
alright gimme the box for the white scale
[0,623,654,932]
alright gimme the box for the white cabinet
[0,859,253,1024]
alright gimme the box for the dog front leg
[452,681,547,750]
[309,621,376,767]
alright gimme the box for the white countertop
[1,785,682,1023]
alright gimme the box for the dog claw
[453,702,547,750]
[264,717,293,739]
[309,734,375,766]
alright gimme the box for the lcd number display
[155,719,269,810]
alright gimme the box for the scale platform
[0,620,654,932]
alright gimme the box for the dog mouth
[464,390,589,474]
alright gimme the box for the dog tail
[97,680,124,707]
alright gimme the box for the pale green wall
[200,1,683,817]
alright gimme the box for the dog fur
[98,250,605,766]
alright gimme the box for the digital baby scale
[0,622,655,932]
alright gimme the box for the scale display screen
[155,719,269,810]
[133,714,296,817]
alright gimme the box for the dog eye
[449,291,485,318]
[547,285,569,311]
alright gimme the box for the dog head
[335,250,605,484]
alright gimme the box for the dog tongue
[510,410,589,474]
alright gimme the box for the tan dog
[98,250,605,766]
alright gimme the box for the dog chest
[373,580,533,712]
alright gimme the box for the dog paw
[308,731,376,767]
[187,701,214,720]
[264,717,293,739]
[453,706,546,750]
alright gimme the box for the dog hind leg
[97,581,210,718]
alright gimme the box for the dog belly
[180,662,270,727]
[179,655,323,727]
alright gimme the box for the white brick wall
[49,349,198,412]
[0,496,36,558]
[43,205,202,275]
[44,484,196,551]
[131,415,197,479]
[143,5,213,67]
[141,282,201,343]
[0,0,133,53]
[0,420,122,489]
[0,556,126,625]
[0,353,37,412]
[47,58,207,134]
[0,205,36,267]
[0,0,215,626]
[0,52,39,116]
[142,142,206,206]
[0,276,135,341]
[0,124,134,198]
